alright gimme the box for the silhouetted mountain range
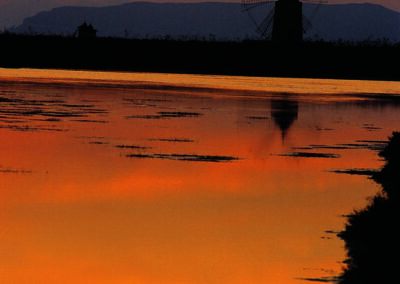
[9,2,400,42]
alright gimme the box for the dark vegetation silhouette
[338,131,400,283]
[1,30,400,80]
[73,21,97,39]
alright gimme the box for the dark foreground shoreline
[338,131,400,283]
[1,34,400,81]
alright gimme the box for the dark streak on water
[122,98,176,110]
[296,276,339,283]
[125,111,203,119]
[0,92,108,132]
[88,141,109,145]
[292,141,387,152]
[280,152,341,159]
[0,166,32,174]
[362,123,382,131]
[149,138,195,143]
[115,144,152,150]
[0,124,67,132]
[72,119,108,123]
[126,153,240,162]
[246,116,269,120]
[330,169,379,176]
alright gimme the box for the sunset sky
[1,0,399,29]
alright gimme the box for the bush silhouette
[338,131,400,284]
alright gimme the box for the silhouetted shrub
[373,131,400,198]
[338,131,400,284]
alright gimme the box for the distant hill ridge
[10,2,400,42]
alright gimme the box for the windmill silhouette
[242,0,325,42]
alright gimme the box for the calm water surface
[1,68,400,283]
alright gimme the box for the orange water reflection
[1,69,400,283]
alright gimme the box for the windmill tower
[272,0,303,42]
[242,0,324,43]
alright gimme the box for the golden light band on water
[2,68,400,95]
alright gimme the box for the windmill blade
[241,0,275,12]
[302,0,327,22]
[308,1,325,22]
[301,0,326,33]
[302,15,313,33]
[256,8,275,38]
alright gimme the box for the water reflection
[271,97,299,140]
[1,70,400,284]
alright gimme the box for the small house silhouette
[76,21,97,38]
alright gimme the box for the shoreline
[338,131,400,283]
[2,68,400,99]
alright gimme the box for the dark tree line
[1,32,400,80]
